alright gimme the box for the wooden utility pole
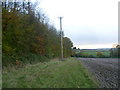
[58,17,63,60]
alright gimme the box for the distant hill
[96,48,111,50]
[81,48,111,51]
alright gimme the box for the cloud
[76,44,114,49]
[40,0,118,48]
[64,25,118,45]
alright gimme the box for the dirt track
[77,58,118,88]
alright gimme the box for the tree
[2,0,73,67]
[73,47,76,50]
[116,44,120,58]
[63,37,73,57]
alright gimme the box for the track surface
[77,58,118,88]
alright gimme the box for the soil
[77,58,118,88]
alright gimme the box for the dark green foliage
[110,45,120,58]
[2,1,73,67]
[73,47,76,50]
[118,48,120,58]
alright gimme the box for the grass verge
[3,58,98,88]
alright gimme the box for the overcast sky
[39,0,119,49]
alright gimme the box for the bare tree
[28,0,30,14]
[5,0,7,9]
[2,2,4,7]
[14,0,17,11]
[23,0,25,12]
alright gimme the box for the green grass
[3,58,98,88]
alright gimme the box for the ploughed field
[77,58,118,88]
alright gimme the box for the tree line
[110,44,120,58]
[2,1,73,67]
[72,45,120,58]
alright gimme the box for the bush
[2,52,49,68]
[96,52,105,58]
[89,55,94,58]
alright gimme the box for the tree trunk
[2,2,4,7]
[28,0,30,14]
[14,0,17,11]
[4,0,7,9]
[23,0,25,12]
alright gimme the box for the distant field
[83,50,110,57]
[75,49,111,57]
[3,58,98,88]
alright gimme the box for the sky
[38,0,119,49]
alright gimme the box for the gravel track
[77,58,118,88]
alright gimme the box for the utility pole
[58,17,63,60]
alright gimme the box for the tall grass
[3,58,98,88]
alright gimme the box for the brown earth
[77,58,118,88]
